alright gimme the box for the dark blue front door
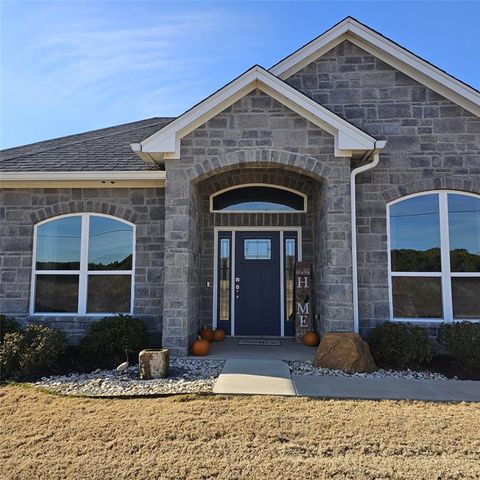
[234,232,280,335]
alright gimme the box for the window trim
[387,190,480,323]
[30,212,136,316]
[209,184,307,213]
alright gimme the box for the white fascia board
[270,18,480,117]
[0,171,166,188]
[139,68,259,154]
[0,171,166,181]
[138,65,377,159]
[270,19,350,78]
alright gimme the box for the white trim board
[270,17,480,117]
[0,171,166,188]
[133,65,379,163]
[212,227,302,336]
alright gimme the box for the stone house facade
[1,18,479,356]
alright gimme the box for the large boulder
[314,332,377,373]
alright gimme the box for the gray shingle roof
[0,117,174,172]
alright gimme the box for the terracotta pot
[192,336,210,356]
[304,331,320,347]
[212,329,225,342]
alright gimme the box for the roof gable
[133,66,380,163]
[270,17,480,117]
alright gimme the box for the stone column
[315,160,354,333]
[162,161,201,356]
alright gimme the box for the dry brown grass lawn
[0,385,479,480]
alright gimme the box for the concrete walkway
[213,359,295,396]
[205,337,314,361]
[213,359,480,402]
[293,375,480,402]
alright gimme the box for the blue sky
[1,0,479,149]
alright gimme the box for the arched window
[388,191,480,321]
[210,185,306,213]
[31,213,135,315]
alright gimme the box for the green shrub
[78,315,148,370]
[437,322,480,372]
[367,322,433,369]
[0,325,67,380]
[0,314,21,343]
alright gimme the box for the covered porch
[193,336,315,361]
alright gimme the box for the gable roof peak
[270,17,480,116]
[133,65,379,164]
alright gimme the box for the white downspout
[350,141,386,333]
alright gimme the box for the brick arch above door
[185,149,333,185]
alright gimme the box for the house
[1,17,479,356]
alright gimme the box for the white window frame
[387,190,480,323]
[30,212,136,316]
[209,183,307,213]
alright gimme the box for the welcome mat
[238,339,281,346]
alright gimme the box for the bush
[78,315,148,370]
[0,325,67,380]
[367,322,433,369]
[0,314,21,343]
[437,322,480,372]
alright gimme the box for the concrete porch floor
[191,337,316,361]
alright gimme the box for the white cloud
[25,7,237,114]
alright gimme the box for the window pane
[452,278,480,319]
[88,216,133,270]
[285,238,296,322]
[244,239,271,260]
[36,217,81,270]
[87,275,131,313]
[213,186,304,212]
[219,238,230,322]
[392,277,442,318]
[35,275,79,313]
[390,195,441,272]
[448,194,480,272]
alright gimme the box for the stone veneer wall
[0,187,165,343]
[162,89,355,355]
[286,40,480,335]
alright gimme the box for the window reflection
[285,238,296,322]
[244,239,271,260]
[213,186,305,212]
[390,194,441,272]
[87,275,131,313]
[88,216,133,270]
[35,275,79,313]
[448,194,480,272]
[36,216,82,270]
[452,278,480,319]
[219,238,230,322]
[392,277,442,318]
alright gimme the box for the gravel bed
[288,360,453,380]
[32,359,225,397]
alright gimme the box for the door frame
[212,226,302,336]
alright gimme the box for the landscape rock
[313,332,377,373]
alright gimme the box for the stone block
[139,349,170,379]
